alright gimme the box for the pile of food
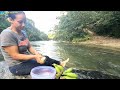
[52,63,78,79]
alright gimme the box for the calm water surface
[30,41,120,77]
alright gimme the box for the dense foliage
[53,11,120,42]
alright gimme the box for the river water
[30,41,120,77]
[0,40,120,78]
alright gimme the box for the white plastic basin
[30,66,56,79]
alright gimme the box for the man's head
[8,11,26,30]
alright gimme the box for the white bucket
[30,66,56,79]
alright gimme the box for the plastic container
[30,66,56,79]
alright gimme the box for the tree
[0,11,49,41]
[53,11,120,41]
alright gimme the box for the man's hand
[35,55,45,64]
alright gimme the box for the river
[0,40,120,77]
[30,41,120,77]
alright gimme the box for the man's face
[12,13,26,30]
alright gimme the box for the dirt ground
[79,36,120,52]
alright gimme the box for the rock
[0,61,31,79]
[72,69,120,79]
[1,61,119,79]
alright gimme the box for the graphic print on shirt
[18,38,29,54]
[18,38,29,46]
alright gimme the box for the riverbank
[75,36,120,52]
[0,61,119,79]
[0,61,31,79]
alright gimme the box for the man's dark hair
[8,11,25,20]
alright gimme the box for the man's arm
[3,45,45,64]
[3,45,37,60]
[28,45,41,55]
[26,39,42,55]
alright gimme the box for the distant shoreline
[76,36,120,52]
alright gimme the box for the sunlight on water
[30,41,62,61]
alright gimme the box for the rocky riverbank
[0,61,120,79]
[0,61,31,79]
